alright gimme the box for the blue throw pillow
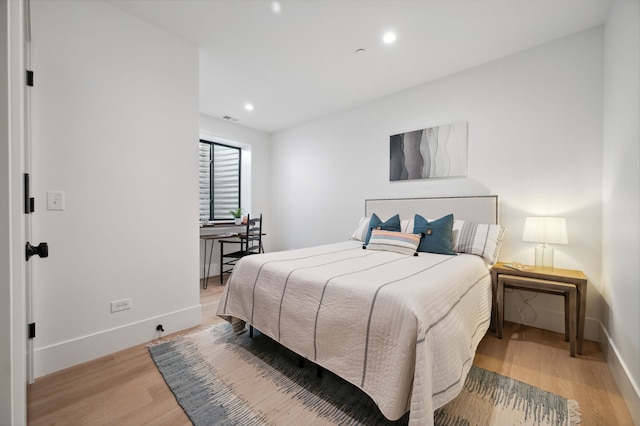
[364,213,401,244]
[413,214,455,255]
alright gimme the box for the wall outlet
[110,298,132,313]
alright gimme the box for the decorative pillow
[364,213,401,244]
[366,230,421,256]
[350,217,370,242]
[452,220,506,264]
[400,218,414,234]
[413,214,455,255]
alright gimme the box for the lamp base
[535,244,554,268]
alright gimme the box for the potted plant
[229,208,244,224]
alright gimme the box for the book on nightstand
[501,262,533,271]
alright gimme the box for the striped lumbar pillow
[366,230,421,256]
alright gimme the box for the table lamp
[522,216,568,268]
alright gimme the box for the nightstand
[491,262,588,357]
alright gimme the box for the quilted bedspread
[216,241,492,425]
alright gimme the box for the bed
[217,196,504,425]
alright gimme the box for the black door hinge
[26,70,34,87]
[24,173,34,214]
[28,323,36,339]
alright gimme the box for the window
[199,140,241,220]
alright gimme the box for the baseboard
[503,292,599,341]
[34,304,202,378]
[599,322,640,425]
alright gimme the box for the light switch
[47,191,65,211]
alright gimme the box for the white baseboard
[34,304,202,378]
[503,292,599,341]
[599,322,640,425]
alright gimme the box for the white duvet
[217,241,492,425]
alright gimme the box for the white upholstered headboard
[365,195,499,224]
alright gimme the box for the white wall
[271,29,604,341]
[198,114,271,280]
[30,0,201,377]
[602,0,640,422]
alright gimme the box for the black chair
[219,214,263,284]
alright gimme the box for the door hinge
[26,70,34,87]
[28,323,36,339]
[24,173,34,214]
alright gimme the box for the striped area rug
[149,322,580,425]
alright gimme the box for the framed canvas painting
[390,121,467,181]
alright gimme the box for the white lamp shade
[522,217,568,244]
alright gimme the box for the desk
[200,222,245,289]
[201,221,241,229]
[491,262,588,356]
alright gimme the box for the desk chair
[219,214,263,284]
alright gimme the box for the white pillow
[452,220,505,264]
[350,217,370,242]
[366,230,421,256]
[400,218,414,234]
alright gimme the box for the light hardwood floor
[28,279,634,425]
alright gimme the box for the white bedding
[216,240,492,425]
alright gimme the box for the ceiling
[106,0,612,133]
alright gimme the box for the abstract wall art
[390,121,468,181]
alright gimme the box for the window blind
[199,140,241,220]
[199,142,211,220]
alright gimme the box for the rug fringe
[568,399,582,426]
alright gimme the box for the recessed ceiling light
[244,103,254,111]
[383,32,396,44]
[271,1,282,14]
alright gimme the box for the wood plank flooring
[27,278,634,425]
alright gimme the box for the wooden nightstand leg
[568,288,577,357]
[497,277,504,339]
[490,269,498,333]
[564,294,570,342]
[577,287,586,355]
